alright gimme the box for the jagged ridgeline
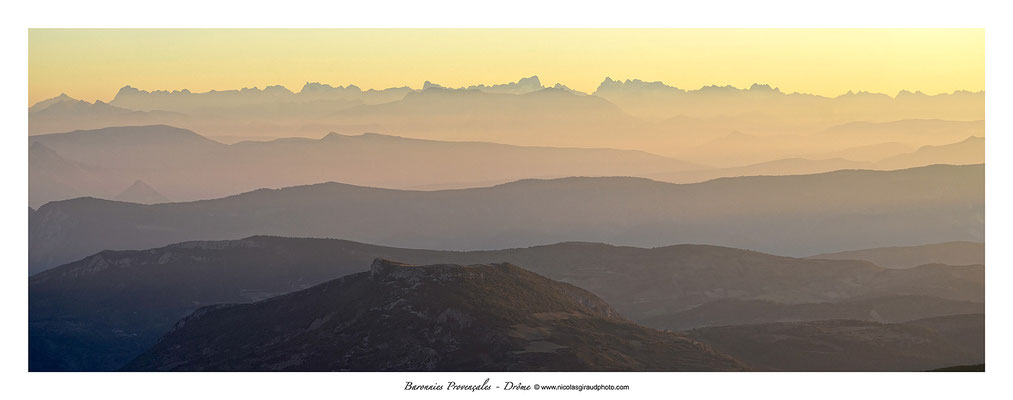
[122,259,744,372]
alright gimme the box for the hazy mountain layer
[122,259,745,372]
[594,78,983,123]
[643,295,984,330]
[29,124,982,206]
[30,236,982,371]
[808,241,985,269]
[28,98,188,135]
[685,314,984,371]
[876,136,984,170]
[28,125,701,206]
[647,135,982,184]
[687,120,982,166]
[28,142,122,207]
[28,164,984,273]
[29,79,984,164]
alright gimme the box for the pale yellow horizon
[28,29,984,105]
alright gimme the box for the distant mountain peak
[419,76,546,94]
[114,180,169,204]
[897,89,928,98]
[517,75,541,86]
[594,77,683,94]
[749,83,781,93]
[299,82,363,94]
[29,93,79,112]
[116,85,141,95]
[421,80,443,91]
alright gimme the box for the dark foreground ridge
[928,363,985,372]
[686,314,984,371]
[30,236,984,371]
[122,259,744,371]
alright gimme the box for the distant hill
[643,295,984,330]
[28,141,123,207]
[28,97,186,135]
[877,136,984,170]
[29,236,983,371]
[819,119,984,147]
[648,135,984,184]
[685,314,984,371]
[28,164,984,273]
[122,259,744,371]
[682,120,983,166]
[27,125,701,206]
[28,125,225,168]
[808,241,984,269]
[646,157,871,184]
[799,142,915,163]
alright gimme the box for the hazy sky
[28,29,984,105]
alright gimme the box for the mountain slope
[29,236,983,371]
[679,120,983,167]
[28,99,187,135]
[799,142,915,163]
[122,259,744,372]
[643,295,984,330]
[646,157,871,184]
[808,241,984,269]
[29,93,77,112]
[685,314,984,371]
[29,164,984,273]
[28,141,126,207]
[28,125,226,169]
[877,136,984,170]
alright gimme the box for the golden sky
[28,29,984,105]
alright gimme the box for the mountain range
[647,135,982,184]
[594,78,984,123]
[27,125,701,206]
[29,78,985,165]
[29,235,982,371]
[643,296,984,331]
[27,124,982,207]
[809,241,985,269]
[28,164,983,273]
[26,75,988,373]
